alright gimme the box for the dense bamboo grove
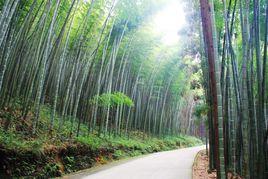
[4,0,267,178]
[199,0,268,178]
[0,0,203,140]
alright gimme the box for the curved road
[67,146,205,179]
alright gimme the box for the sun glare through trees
[153,0,186,45]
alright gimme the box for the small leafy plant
[90,92,134,108]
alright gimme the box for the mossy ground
[0,104,202,178]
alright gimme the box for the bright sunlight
[153,1,186,45]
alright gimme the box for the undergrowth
[0,104,203,178]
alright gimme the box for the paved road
[67,146,205,179]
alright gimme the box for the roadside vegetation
[0,104,202,178]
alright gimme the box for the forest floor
[0,105,203,178]
[192,150,242,179]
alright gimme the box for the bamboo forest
[0,0,267,178]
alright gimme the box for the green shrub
[90,92,134,107]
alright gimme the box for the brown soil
[192,150,242,179]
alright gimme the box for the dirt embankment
[0,143,114,178]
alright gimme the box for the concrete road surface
[67,145,205,179]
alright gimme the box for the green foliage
[90,92,134,107]
[0,103,201,154]
[64,156,75,173]
[0,102,202,178]
[193,103,209,118]
[0,0,206,176]
[113,149,125,159]
[76,135,105,149]
[76,132,202,155]
[0,128,43,153]
[43,163,62,177]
